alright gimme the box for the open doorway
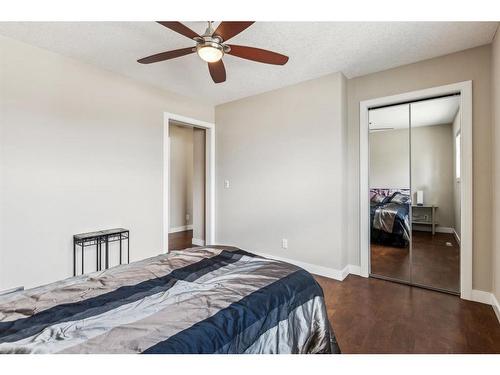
[162,112,215,253]
[168,121,206,251]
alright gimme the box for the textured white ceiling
[369,96,460,130]
[0,22,497,105]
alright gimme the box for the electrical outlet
[186,214,190,222]
[224,179,230,188]
[281,238,288,249]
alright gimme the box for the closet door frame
[359,81,473,301]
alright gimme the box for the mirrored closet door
[410,96,461,293]
[369,103,411,283]
[368,95,461,294]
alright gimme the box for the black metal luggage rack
[73,228,129,276]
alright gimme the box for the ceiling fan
[137,21,289,83]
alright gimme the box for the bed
[370,189,411,247]
[0,246,337,354]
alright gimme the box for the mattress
[0,246,337,354]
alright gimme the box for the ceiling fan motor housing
[194,35,231,52]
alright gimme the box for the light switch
[224,179,230,188]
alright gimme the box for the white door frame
[163,112,216,252]
[359,81,473,300]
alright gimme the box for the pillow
[389,192,410,204]
[371,193,387,204]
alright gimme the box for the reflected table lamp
[416,190,424,206]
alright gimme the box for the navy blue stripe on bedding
[0,249,256,344]
[142,269,323,354]
[215,283,325,354]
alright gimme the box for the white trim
[469,290,500,324]
[412,226,454,234]
[359,100,370,278]
[359,81,473,300]
[436,226,454,234]
[492,293,500,323]
[168,225,193,234]
[471,289,493,305]
[453,229,461,246]
[163,113,216,254]
[253,251,359,281]
[347,264,362,276]
[192,238,205,246]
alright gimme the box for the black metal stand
[73,228,130,276]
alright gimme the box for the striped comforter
[0,246,337,354]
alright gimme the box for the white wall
[411,124,455,229]
[369,128,410,189]
[215,72,348,271]
[0,35,213,290]
[168,124,193,230]
[192,128,206,243]
[491,28,500,307]
[347,45,492,291]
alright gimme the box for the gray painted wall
[215,72,348,270]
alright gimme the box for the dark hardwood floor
[168,230,199,251]
[315,274,500,353]
[371,231,460,292]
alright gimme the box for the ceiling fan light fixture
[196,43,224,63]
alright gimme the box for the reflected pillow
[390,192,410,204]
[371,193,386,204]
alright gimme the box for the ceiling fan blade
[208,60,226,83]
[157,21,200,40]
[227,45,289,65]
[137,47,194,64]
[213,22,254,42]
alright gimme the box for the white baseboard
[413,226,455,234]
[169,225,193,234]
[471,289,492,304]
[492,293,500,323]
[347,264,362,276]
[252,251,360,281]
[471,289,500,323]
[437,226,454,234]
[192,238,205,246]
[453,229,461,245]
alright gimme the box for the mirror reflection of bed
[370,188,411,282]
[369,96,461,294]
